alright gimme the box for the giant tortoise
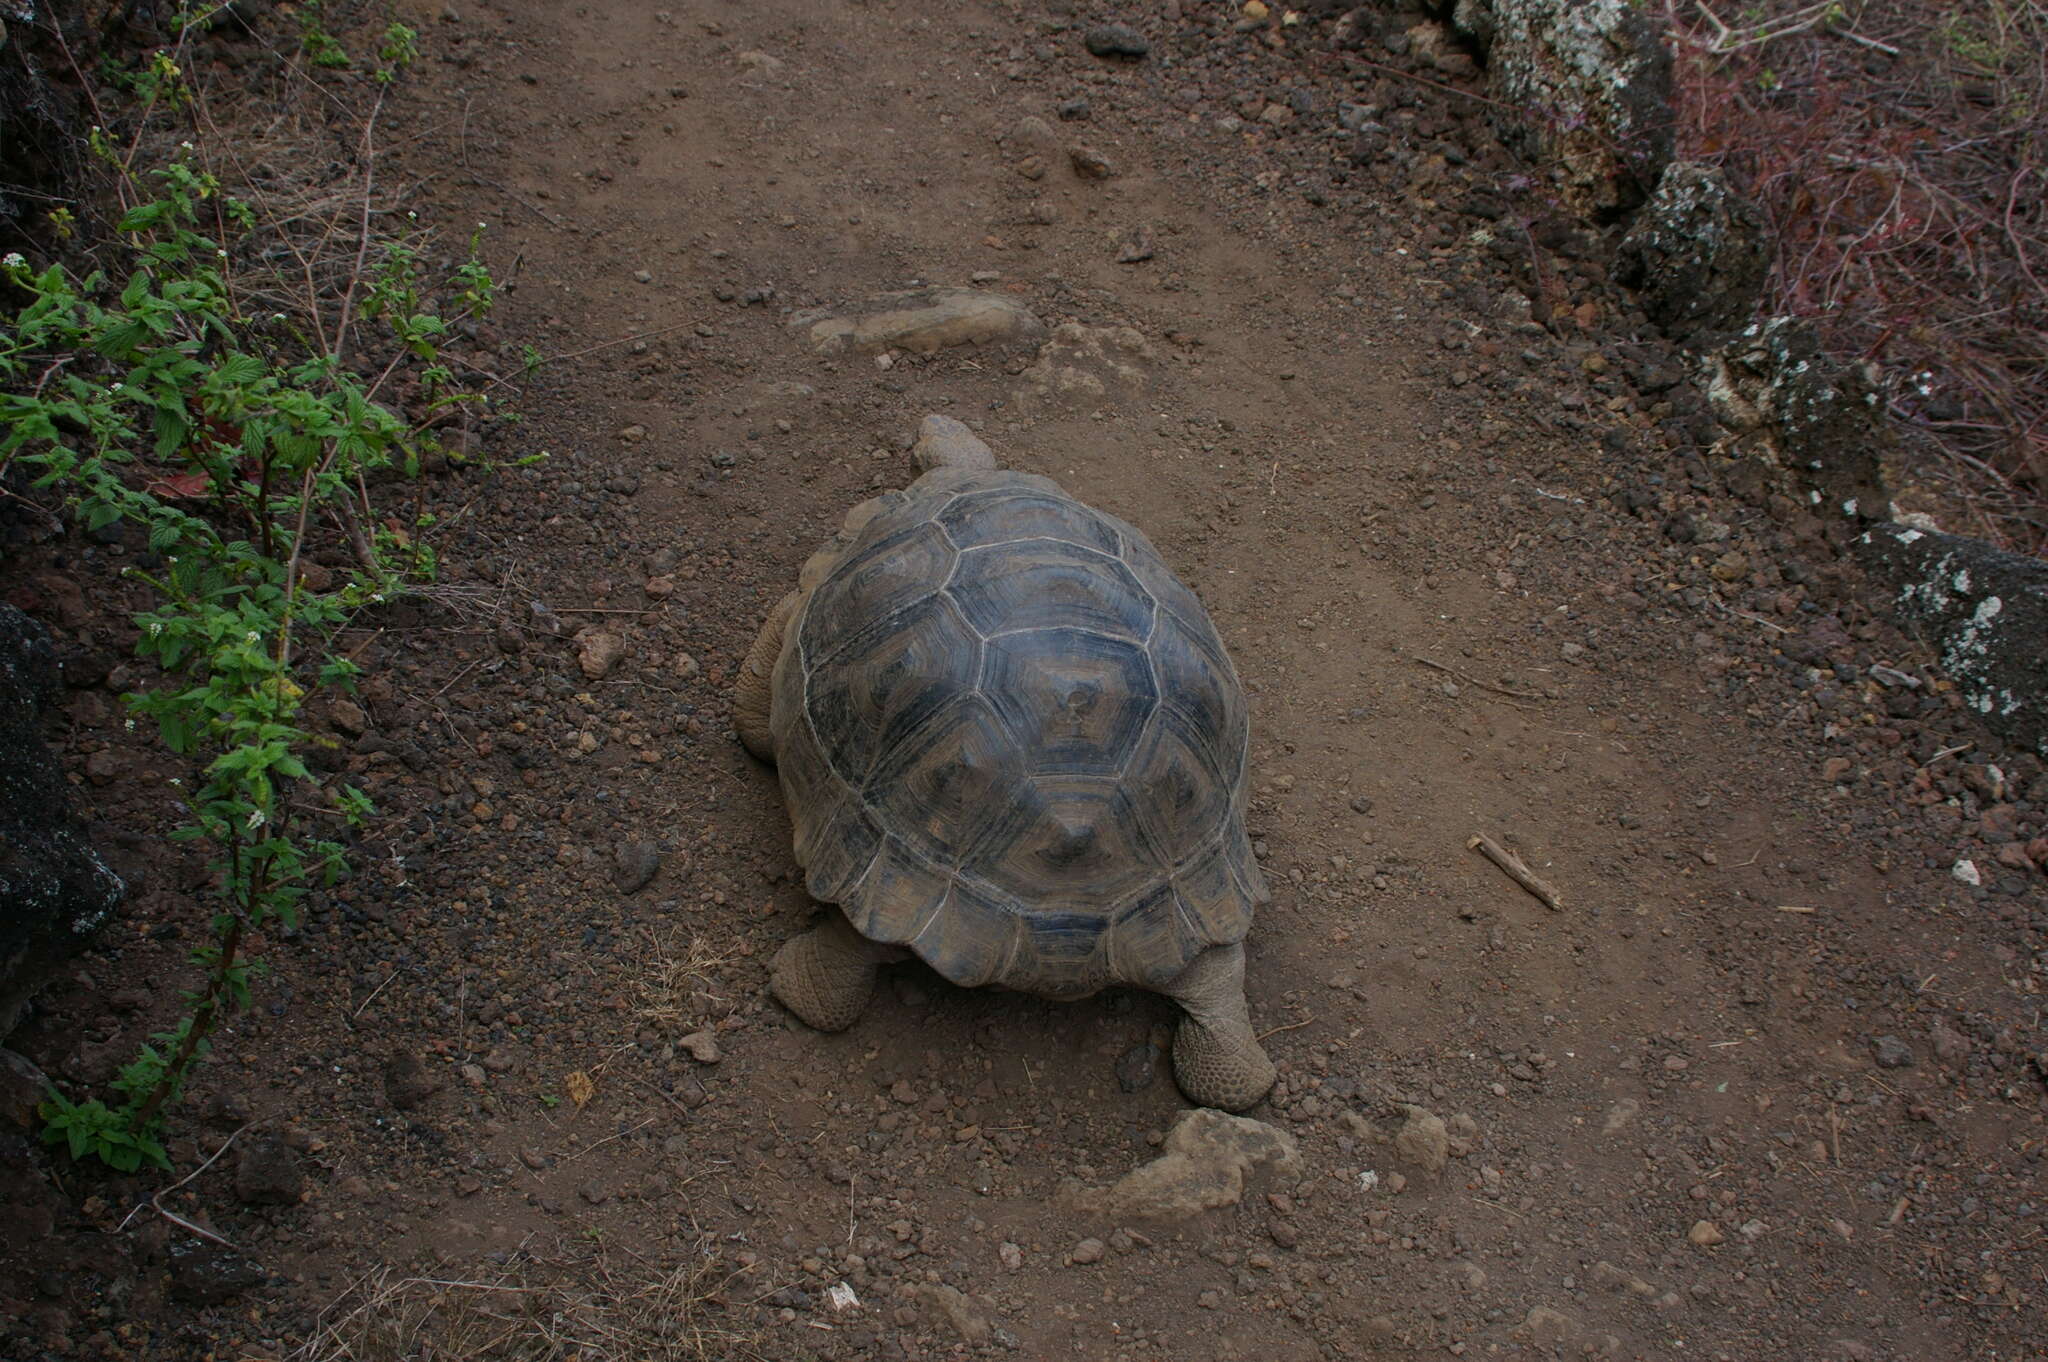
[733,418,1275,1110]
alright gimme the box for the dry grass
[291,1246,768,1362]
[634,931,737,1038]
[1663,0,2048,554]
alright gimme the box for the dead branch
[1467,833,1564,911]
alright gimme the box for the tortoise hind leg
[734,590,798,762]
[769,911,888,1032]
[1161,943,1276,1111]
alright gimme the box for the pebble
[574,630,625,680]
[1069,1237,1106,1265]
[1083,24,1150,58]
[1114,1041,1161,1092]
[1688,1220,1725,1247]
[1069,145,1116,180]
[232,1137,304,1207]
[1871,1035,1915,1068]
[613,841,663,893]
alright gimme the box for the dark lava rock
[382,1050,446,1111]
[1451,0,1675,219]
[1857,524,2048,755]
[0,1048,49,1131]
[1704,318,1896,521]
[613,841,664,894]
[1084,24,1150,59]
[1115,1041,1162,1093]
[1616,162,1769,343]
[0,605,125,1040]
[233,1136,305,1206]
[168,1239,264,1305]
[1871,1035,1916,1069]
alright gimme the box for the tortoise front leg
[1160,942,1276,1111]
[769,911,891,1032]
[734,590,798,762]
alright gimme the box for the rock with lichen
[1704,317,1900,521]
[1446,0,1675,219]
[1616,162,1770,343]
[1856,525,2048,756]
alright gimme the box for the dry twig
[1467,834,1565,911]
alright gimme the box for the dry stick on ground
[1256,1014,1315,1042]
[1411,655,1548,702]
[116,1120,258,1251]
[1468,834,1565,911]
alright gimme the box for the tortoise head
[911,414,999,473]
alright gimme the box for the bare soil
[3,2,2045,1360]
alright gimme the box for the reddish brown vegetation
[1663,0,2048,553]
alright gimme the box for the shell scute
[947,539,1153,641]
[980,627,1158,776]
[938,489,1123,555]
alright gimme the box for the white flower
[246,809,266,830]
[1,252,24,270]
[179,140,195,151]
[244,630,260,643]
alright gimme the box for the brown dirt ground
[3,1,2046,1360]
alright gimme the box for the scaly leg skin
[768,911,885,1032]
[734,590,798,762]
[1163,942,1276,1111]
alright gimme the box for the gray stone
[613,841,663,893]
[0,605,124,1040]
[1448,0,1674,219]
[1081,1108,1300,1219]
[912,1283,994,1343]
[1341,1102,1452,1172]
[1392,1103,1451,1173]
[1114,1041,1161,1093]
[1083,24,1149,59]
[1855,524,2048,755]
[1871,1035,1916,1069]
[1615,162,1769,342]
[1524,1304,1577,1345]
[794,288,1045,356]
[1929,1018,1970,1064]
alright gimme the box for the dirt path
[6,1,2045,1359]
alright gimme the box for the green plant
[376,22,419,84]
[5,121,498,1168]
[299,2,352,69]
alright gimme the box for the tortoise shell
[768,467,1265,998]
